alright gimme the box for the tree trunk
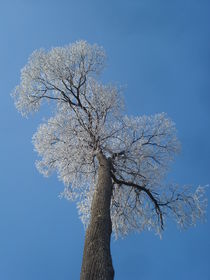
[80,152,114,280]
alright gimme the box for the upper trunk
[80,152,114,280]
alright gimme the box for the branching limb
[111,172,164,229]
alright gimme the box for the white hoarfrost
[13,40,207,238]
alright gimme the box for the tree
[12,41,207,280]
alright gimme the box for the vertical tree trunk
[80,152,114,280]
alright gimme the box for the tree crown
[13,40,207,238]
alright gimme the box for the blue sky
[1,0,210,279]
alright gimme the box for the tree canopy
[13,40,207,238]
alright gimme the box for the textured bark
[80,152,114,280]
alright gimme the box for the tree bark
[80,152,114,280]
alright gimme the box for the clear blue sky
[1,0,210,279]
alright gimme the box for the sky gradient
[1,0,210,279]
